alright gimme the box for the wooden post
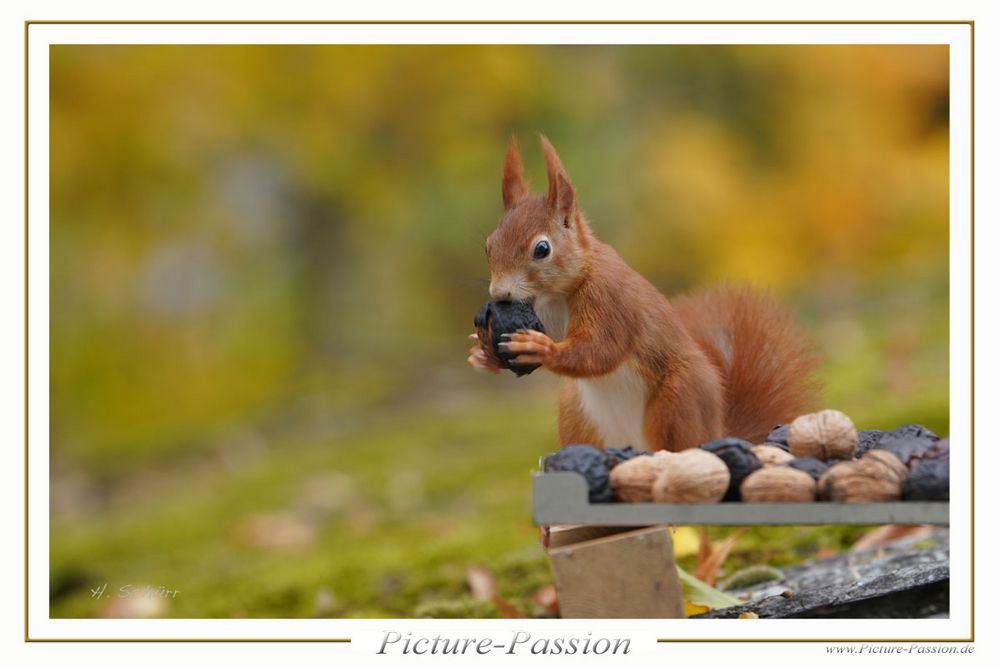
[547,525,685,618]
[545,524,639,549]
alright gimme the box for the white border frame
[26,22,973,647]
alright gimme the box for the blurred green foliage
[49,44,949,618]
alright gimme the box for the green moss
[50,395,558,618]
[50,381,944,618]
[414,597,501,619]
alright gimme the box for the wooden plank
[545,524,642,549]
[533,472,949,526]
[548,525,684,618]
[695,532,950,618]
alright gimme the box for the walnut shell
[609,451,673,503]
[751,444,794,467]
[903,458,949,501]
[861,449,909,485]
[651,449,730,503]
[816,450,904,502]
[700,438,762,501]
[473,300,545,376]
[788,409,858,461]
[740,466,816,503]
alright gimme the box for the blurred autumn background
[50,44,949,618]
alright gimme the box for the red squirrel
[468,136,820,451]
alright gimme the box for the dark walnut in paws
[474,300,546,376]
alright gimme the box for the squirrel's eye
[533,240,551,260]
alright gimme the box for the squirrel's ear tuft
[502,136,529,211]
[540,135,576,220]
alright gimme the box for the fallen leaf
[314,588,336,615]
[697,528,711,567]
[738,611,759,619]
[466,565,495,600]
[491,593,526,618]
[532,585,559,613]
[676,566,742,614]
[466,564,525,617]
[685,600,711,616]
[694,528,746,586]
[851,524,935,552]
[670,526,700,557]
[235,512,315,551]
[101,586,170,618]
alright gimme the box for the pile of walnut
[542,409,949,504]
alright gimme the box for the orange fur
[673,285,821,443]
[474,136,820,450]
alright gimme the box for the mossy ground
[50,340,947,618]
[47,43,949,619]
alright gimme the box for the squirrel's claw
[467,342,501,374]
[503,329,559,367]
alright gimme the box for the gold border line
[23,16,29,647]
[34,639,352,643]
[22,20,976,24]
[25,20,974,645]
[968,19,976,642]
[658,639,969,643]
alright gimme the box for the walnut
[786,456,829,480]
[740,466,817,503]
[700,438,762,502]
[862,449,909,485]
[901,438,950,501]
[544,444,615,503]
[816,449,905,502]
[473,300,545,376]
[751,444,794,467]
[609,451,673,503]
[651,449,730,503]
[787,409,858,461]
[903,459,949,501]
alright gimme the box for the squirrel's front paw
[499,329,559,367]
[467,333,501,374]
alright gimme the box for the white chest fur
[533,295,569,342]
[576,362,650,451]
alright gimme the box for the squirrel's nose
[489,282,512,301]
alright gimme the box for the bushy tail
[673,284,822,443]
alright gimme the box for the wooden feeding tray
[532,471,950,526]
[532,471,949,619]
